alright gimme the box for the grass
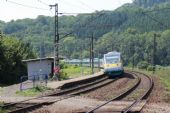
[0,101,5,113]
[0,109,5,113]
[16,86,51,97]
[155,67,170,91]
[60,64,100,80]
[126,66,170,100]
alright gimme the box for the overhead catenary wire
[138,7,170,29]
[6,0,87,16]
[37,0,49,7]
[60,6,170,40]
[143,7,170,13]
[58,12,94,15]
[59,12,105,40]
[142,7,170,29]
[76,0,96,12]
[6,0,170,36]
[142,12,170,29]
[57,0,90,11]
[6,0,49,10]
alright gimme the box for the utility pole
[132,41,135,70]
[153,33,156,74]
[81,40,84,76]
[89,40,92,67]
[50,4,59,80]
[97,51,100,71]
[91,33,94,74]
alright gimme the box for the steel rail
[48,76,109,96]
[86,72,140,113]
[6,95,74,113]
[3,75,119,113]
[122,71,154,113]
[1,74,106,109]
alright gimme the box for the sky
[0,0,132,22]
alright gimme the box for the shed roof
[22,57,54,62]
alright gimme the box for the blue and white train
[103,51,124,77]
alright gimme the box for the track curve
[85,71,153,113]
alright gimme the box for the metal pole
[50,4,59,80]
[132,41,135,70]
[89,40,92,68]
[56,4,59,67]
[153,34,156,74]
[81,46,84,76]
[39,42,42,81]
[91,33,94,74]
[98,51,100,71]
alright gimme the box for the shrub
[64,64,68,69]
[74,64,78,68]
[59,61,70,69]
[59,71,69,80]
[137,61,149,69]
[155,65,162,70]
[147,65,155,71]
[59,62,65,69]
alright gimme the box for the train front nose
[104,64,123,76]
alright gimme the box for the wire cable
[76,0,96,12]
[144,7,170,13]
[142,12,170,29]
[58,12,95,15]
[37,0,49,7]
[6,0,49,10]
[57,0,89,11]
[59,12,105,40]
[60,6,170,39]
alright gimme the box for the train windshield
[105,57,119,64]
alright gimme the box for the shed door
[51,62,54,74]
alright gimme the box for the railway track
[1,71,152,113]
[85,71,153,113]
[1,74,119,113]
[121,71,154,113]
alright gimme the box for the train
[103,51,124,77]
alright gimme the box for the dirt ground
[82,74,136,101]
[30,97,146,113]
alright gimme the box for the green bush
[155,65,163,70]
[64,64,68,69]
[59,71,69,80]
[74,64,78,68]
[59,62,65,69]
[137,61,149,69]
[147,65,155,71]
[59,62,69,69]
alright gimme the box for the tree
[0,36,36,84]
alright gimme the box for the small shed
[23,57,54,80]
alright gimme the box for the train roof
[104,51,121,55]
